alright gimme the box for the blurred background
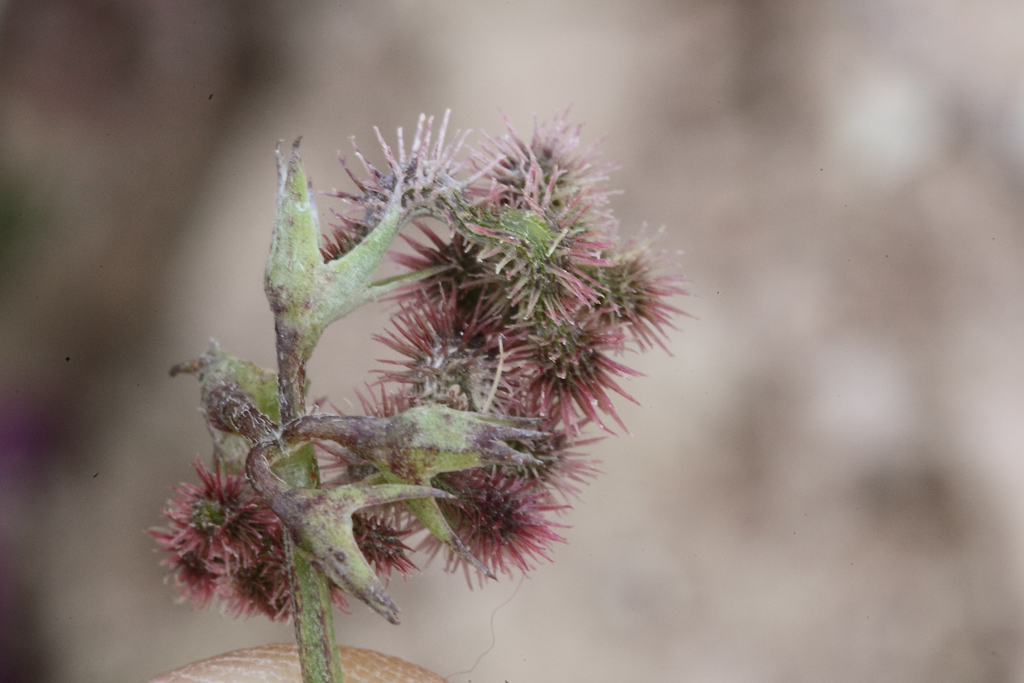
[2,0,1024,681]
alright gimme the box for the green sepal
[288,405,543,577]
[266,140,324,317]
[291,406,542,481]
[265,482,447,619]
[272,442,320,489]
[381,405,542,473]
[363,264,450,301]
[498,209,554,257]
[247,442,452,622]
[375,406,541,577]
[285,482,451,623]
[265,140,422,364]
[172,339,279,419]
[380,469,494,578]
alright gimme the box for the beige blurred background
[2,0,1024,681]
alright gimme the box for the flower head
[356,383,419,418]
[460,208,613,325]
[149,460,289,619]
[507,427,600,502]
[351,113,685,583]
[520,319,640,434]
[325,111,472,261]
[469,111,617,235]
[595,240,688,351]
[353,512,417,579]
[428,468,566,577]
[152,459,420,621]
[374,289,527,414]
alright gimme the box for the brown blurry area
[2,1,1024,681]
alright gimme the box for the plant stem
[264,139,423,683]
[274,341,344,683]
[275,322,312,426]
[284,533,345,683]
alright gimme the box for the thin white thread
[546,225,571,258]
[444,574,525,680]
[481,336,505,414]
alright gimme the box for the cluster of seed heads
[152,111,684,623]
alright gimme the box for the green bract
[266,140,445,369]
[287,405,542,577]
[247,443,451,624]
[498,209,554,258]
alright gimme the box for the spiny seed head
[427,468,566,577]
[324,111,471,261]
[149,460,288,618]
[356,383,420,418]
[352,512,417,579]
[359,112,685,581]
[460,209,613,325]
[218,547,292,621]
[378,114,685,450]
[596,241,688,351]
[518,321,640,434]
[468,110,618,238]
[374,290,526,413]
[505,427,600,502]
[152,460,417,621]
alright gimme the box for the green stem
[276,440,344,683]
[274,321,313,426]
[285,533,344,683]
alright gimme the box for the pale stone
[147,643,445,683]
